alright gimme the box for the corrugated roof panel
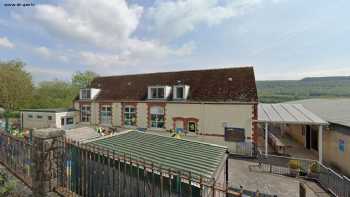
[280,104,312,123]
[89,131,227,178]
[293,104,327,125]
[272,104,297,122]
[257,103,328,125]
[262,104,283,122]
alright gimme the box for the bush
[309,162,319,173]
[0,171,16,196]
[288,160,300,169]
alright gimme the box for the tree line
[0,60,98,112]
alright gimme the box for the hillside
[257,76,350,103]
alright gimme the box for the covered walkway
[256,103,328,163]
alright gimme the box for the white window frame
[150,106,165,129]
[148,86,171,99]
[100,105,112,125]
[80,89,91,100]
[173,85,189,100]
[124,105,136,127]
[80,104,91,122]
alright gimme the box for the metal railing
[55,138,232,197]
[255,151,350,197]
[0,132,32,187]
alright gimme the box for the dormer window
[80,88,100,100]
[173,85,189,100]
[151,87,164,99]
[80,89,91,100]
[148,86,171,99]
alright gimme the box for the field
[257,76,350,103]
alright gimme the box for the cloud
[79,41,195,70]
[26,65,72,82]
[32,0,143,49]
[33,46,69,62]
[147,0,262,41]
[0,36,15,49]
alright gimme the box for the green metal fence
[56,138,230,197]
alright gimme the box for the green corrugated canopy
[89,130,227,179]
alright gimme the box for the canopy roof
[257,103,328,125]
[89,130,227,179]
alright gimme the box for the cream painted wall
[324,129,350,176]
[137,103,148,128]
[22,112,56,129]
[286,124,305,145]
[166,103,253,138]
[76,101,254,139]
[22,111,76,129]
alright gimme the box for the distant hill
[257,76,350,103]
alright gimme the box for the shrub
[309,162,319,173]
[288,160,300,169]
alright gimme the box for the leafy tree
[31,80,76,108]
[72,71,98,89]
[0,60,33,111]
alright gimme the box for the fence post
[31,128,64,197]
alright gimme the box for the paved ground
[228,158,300,197]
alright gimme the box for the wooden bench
[268,133,290,155]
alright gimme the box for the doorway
[188,121,196,132]
[305,125,311,149]
[305,125,318,151]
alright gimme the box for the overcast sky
[0,0,349,82]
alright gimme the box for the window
[80,89,91,100]
[48,116,52,120]
[66,117,74,125]
[61,118,65,126]
[37,115,43,119]
[100,105,112,124]
[124,106,136,126]
[81,104,91,122]
[175,86,184,99]
[188,121,196,132]
[150,87,165,99]
[150,106,165,128]
[28,114,33,118]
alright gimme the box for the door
[311,128,318,151]
[188,121,196,132]
[305,125,311,149]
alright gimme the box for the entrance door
[311,128,318,151]
[305,125,311,149]
[188,121,196,132]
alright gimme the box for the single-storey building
[73,67,258,144]
[287,99,350,177]
[20,108,77,130]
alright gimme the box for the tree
[0,60,33,111]
[31,80,76,108]
[72,71,98,89]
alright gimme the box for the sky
[0,0,349,82]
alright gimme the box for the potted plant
[288,159,300,177]
[307,162,319,179]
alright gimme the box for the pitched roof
[257,103,328,125]
[286,99,350,128]
[89,67,258,102]
[88,130,227,179]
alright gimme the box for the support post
[31,128,64,197]
[265,122,268,157]
[318,125,323,163]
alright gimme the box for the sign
[339,139,345,152]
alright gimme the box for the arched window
[150,106,165,128]
[124,106,136,126]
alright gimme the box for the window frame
[80,104,91,122]
[150,106,165,129]
[80,89,91,100]
[37,115,43,119]
[28,114,33,119]
[150,87,165,99]
[100,104,112,125]
[66,117,74,125]
[123,105,136,127]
